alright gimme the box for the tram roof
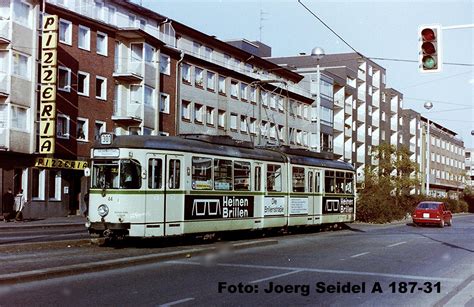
[95,135,354,171]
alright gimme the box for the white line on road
[159,297,195,307]
[167,260,462,282]
[350,252,370,258]
[250,270,303,284]
[387,241,407,248]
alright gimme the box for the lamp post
[424,101,433,196]
[311,47,325,152]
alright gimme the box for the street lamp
[424,101,433,196]
[311,47,325,152]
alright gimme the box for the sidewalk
[0,215,86,230]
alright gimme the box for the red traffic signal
[419,25,442,73]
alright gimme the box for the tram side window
[168,159,181,189]
[345,173,354,194]
[120,159,142,189]
[234,161,250,191]
[255,166,261,191]
[267,164,282,192]
[336,171,345,193]
[292,167,305,192]
[315,171,321,192]
[192,157,212,190]
[308,171,313,192]
[324,170,335,193]
[214,159,233,190]
[148,159,162,189]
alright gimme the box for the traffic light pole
[442,24,474,30]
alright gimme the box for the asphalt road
[1,215,473,306]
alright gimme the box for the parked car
[412,201,452,228]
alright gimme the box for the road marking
[387,241,407,248]
[167,260,462,282]
[250,270,303,284]
[350,252,370,258]
[159,297,195,306]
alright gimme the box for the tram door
[309,168,322,225]
[145,154,166,236]
[164,155,183,236]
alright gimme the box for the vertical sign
[39,15,58,154]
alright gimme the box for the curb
[0,238,278,285]
[0,222,86,231]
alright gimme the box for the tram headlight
[98,204,109,217]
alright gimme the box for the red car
[412,201,452,228]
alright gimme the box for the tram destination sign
[185,195,254,220]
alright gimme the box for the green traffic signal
[422,56,436,69]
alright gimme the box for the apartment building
[270,53,406,184]
[465,148,474,189]
[0,0,315,218]
[420,117,465,198]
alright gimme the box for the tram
[86,134,356,239]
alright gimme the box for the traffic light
[419,25,442,73]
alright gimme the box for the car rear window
[417,202,440,209]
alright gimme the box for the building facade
[465,148,474,189]
[0,0,316,218]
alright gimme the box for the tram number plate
[100,133,113,145]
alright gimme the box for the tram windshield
[92,159,142,189]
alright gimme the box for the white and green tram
[87,134,355,239]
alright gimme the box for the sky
[140,0,474,148]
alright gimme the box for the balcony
[344,103,352,115]
[111,100,143,125]
[113,62,144,82]
[333,119,344,132]
[0,128,6,149]
[0,73,9,97]
[0,19,10,44]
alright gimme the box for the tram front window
[92,159,141,189]
[92,160,120,189]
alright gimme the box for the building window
[218,110,226,129]
[0,105,7,128]
[77,117,88,141]
[159,54,170,75]
[240,83,248,101]
[130,85,142,104]
[203,47,213,60]
[94,121,106,140]
[240,116,247,133]
[144,44,154,64]
[77,71,90,96]
[13,1,31,28]
[11,105,27,130]
[59,19,72,45]
[48,170,62,201]
[194,103,204,123]
[182,63,191,83]
[193,41,201,57]
[194,67,204,87]
[78,25,91,51]
[144,85,154,106]
[270,94,276,109]
[218,76,226,94]
[159,93,170,114]
[230,80,238,98]
[94,0,105,21]
[261,91,268,107]
[320,106,334,125]
[107,6,116,25]
[181,100,191,120]
[129,127,140,135]
[12,52,29,79]
[95,76,107,100]
[230,113,238,131]
[207,71,215,91]
[206,107,215,126]
[131,43,143,62]
[58,67,71,92]
[56,114,70,139]
[250,86,256,103]
[32,169,45,200]
[96,31,108,56]
[249,118,256,134]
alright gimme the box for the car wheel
[447,218,452,226]
[439,219,445,228]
